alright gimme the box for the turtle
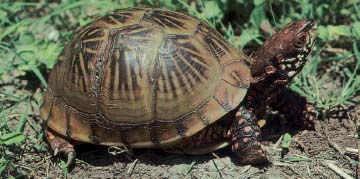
[40,7,317,166]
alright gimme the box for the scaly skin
[230,107,266,164]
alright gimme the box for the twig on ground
[46,161,50,178]
[293,154,312,160]
[212,152,229,169]
[329,141,344,155]
[127,158,139,177]
[272,161,292,167]
[327,162,354,179]
[212,159,224,179]
[75,158,92,166]
[306,164,312,177]
[18,164,33,171]
[273,134,283,149]
[108,145,130,156]
[240,165,251,175]
[108,145,134,161]
[186,160,197,175]
[345,147,358,153]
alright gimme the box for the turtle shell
[40,7,251,148]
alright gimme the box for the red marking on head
[265,65,276,75]
[244,126,251,133]
[231,137,238,142]
[238,118,245,125]
[233,143,239,150]
[242,137,249,143]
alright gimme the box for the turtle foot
[233,142,269,164]
[230,107,270,164]
[46,129,76,167]
[299,103,317,129]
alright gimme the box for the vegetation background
[0,0,359,178]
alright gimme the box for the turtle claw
[53,147,76,167]
[45,129,76,166]
[54,147,59,156]
[54,146,76,166]
[66,151,76,167]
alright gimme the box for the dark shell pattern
[40,7,251,148]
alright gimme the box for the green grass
[0,0,359,178]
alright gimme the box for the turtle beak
[305,20,318,52]
[300,19,316,32]
[299,19,317,53]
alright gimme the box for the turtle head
[251,19,317,83]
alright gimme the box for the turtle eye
[294,32,309,48]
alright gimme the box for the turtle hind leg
[230,107,269,164]
[45,128,76,166]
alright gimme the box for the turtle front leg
[229,107,269,164]
[270,88,316,129]
[45,129,76,166]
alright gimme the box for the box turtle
[40,7,317,166]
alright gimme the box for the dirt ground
[25,106,358,178]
